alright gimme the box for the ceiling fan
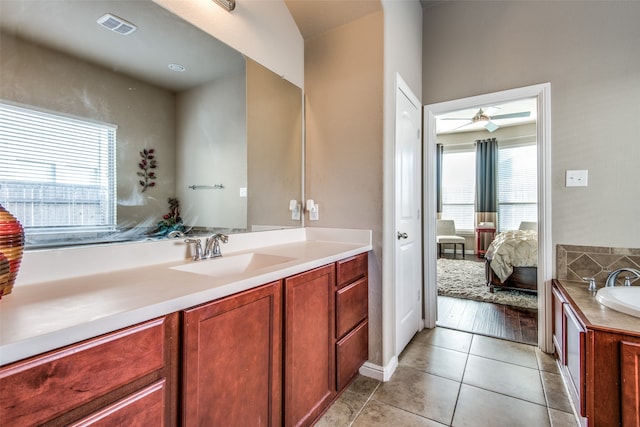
[442,107,531,133]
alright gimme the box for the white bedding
[485,230,538,282]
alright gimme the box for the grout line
[347,381,381,427]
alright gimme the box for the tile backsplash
[557,244,640,285]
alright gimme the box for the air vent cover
[97,13,137,35]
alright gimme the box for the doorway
[423,84,553,353]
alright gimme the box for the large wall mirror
[0,0,303,249]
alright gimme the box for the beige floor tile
[540,370,574,413]
[470,334,538,368]
[536,348,561,373]
[463,355,546,405]
[372,365,460,425]
[314,375,380,427]
[353,400,447,427]
[412,327,473,353]
[548,408,580,427]
[452,384,550,427]
[399,340,468,382]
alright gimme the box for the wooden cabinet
[1,253,370,427]
[284,264,336,427]
[552,285,566,362]
[335,253,369,391]
[620,341,640,427]
[0,314,179,427]
[182,281,282,427]
[563,303,586,417]
[552,281,640,427]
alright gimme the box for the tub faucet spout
[605,268,640,287]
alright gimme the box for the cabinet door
[284,264,335,427]
[552,285,566,362]
[182,281,282,427]
[564,304,586,417]
[621,341,640,427]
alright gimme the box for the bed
[484,229,538,294]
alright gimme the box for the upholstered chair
[436,219,466,258]
[518,221,537,231]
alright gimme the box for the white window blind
[0,102,117,236]
[497,144,537,232]
[441,149,475,231]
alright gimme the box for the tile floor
[316,327,580,427]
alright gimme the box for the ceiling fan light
[472,109,491,123]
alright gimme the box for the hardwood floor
[437,296,538,345]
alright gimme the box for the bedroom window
[497,144,537,232]
[0,102,117,242]
[441,149,475,231]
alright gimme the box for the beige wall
[423,1,640,250]
[0,34,176,228]
[305,12,384,362]
[247,59,303,230]
[176,71,247,230]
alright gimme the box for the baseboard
[359,356,398,382]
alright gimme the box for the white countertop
[0,228,372,365]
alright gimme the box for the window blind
[441,149,475,231]
[0,102,117,234]
[497,144,537,232]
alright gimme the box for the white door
[395,74,422,355]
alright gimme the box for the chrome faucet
[204,233,229,259]
[605,268,640,287]
[184,238,204,261]
[167,230,186,239]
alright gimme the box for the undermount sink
[595,287,640,318]
[170,252,295,278]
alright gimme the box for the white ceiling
[436,97,538,134]
[0,0,244,91]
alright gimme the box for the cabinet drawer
[336,320,368,391]
[336,253,368,288]
[69,380,166,427]
[0,316,169,426]
[336,277,368,338]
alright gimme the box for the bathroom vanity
[552,280,640,427]
[0,228,371,426]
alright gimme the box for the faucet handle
[582,277,597,292]
[624,276,633,287]
[184,238,203,261]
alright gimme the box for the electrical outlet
[309,204,319,221]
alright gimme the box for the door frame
[423,83,553,352]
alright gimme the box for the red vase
[0,204,25,298]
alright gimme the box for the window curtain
[436,144,443,216]
[475,138,498,249]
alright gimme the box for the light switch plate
[566,170,588,187]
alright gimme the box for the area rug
[437,258,538,310]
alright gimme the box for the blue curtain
[436,144,443,213]
[475,138,498,213]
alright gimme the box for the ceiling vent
[97,13,138,35]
